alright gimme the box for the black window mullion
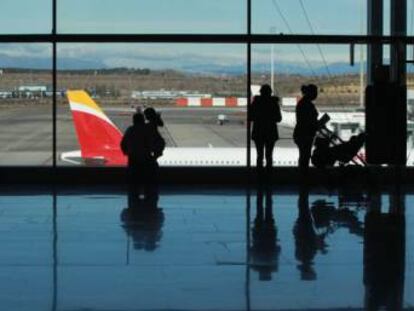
[52,0,57,168]
[247,0,252,173]
[0,34,412,44]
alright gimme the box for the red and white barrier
[176,97,247,107]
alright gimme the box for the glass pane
[0,44,53,166]
[0,0,51,34]
[58,0,246,34]
[252,44,367,167]
[57,43,247,167]
[253,0,367,35]
[409,0,414,36]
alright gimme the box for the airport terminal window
[0,0,411,168]
[251,44,367,166]
[0,44,53,166]
[57,0,246,34]
[56,43,247,167]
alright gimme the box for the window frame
[0,0,411,169]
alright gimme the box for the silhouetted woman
[293,84,319,174]
[250,84,282,178]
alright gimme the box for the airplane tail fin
[66,90,126,165]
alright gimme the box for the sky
[0,1,413,72]
[0,0,369,34]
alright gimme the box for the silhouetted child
[250,84,282,182]
[311,134,365,168]
[311,137,336,168]
[330,133,365,164]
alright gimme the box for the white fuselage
[61,147,300,166]
[158,147,298,167]
[279,110,365,131]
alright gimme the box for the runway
[0,104,295,166]
[108,106,295,148]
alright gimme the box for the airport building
[0,1,414,310]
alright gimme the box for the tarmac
[0,104,295,166]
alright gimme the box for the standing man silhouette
[293,84,319,175]
[144,107,165,201]
[121,112,152,200]
[250,84,282,182]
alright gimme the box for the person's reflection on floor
[364,191,405,311]
[121,186,164,252]
[250,186,280,281]
[294,186,326,281]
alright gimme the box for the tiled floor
[0,185,413,311]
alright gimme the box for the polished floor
[0,185,413,311]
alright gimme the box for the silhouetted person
[250,84,282,182]
[310,137,334,169]
[250,186,280,281]
[312,134,365,168]
[144,107,165,197]
[294,186,322,280]
[144,107,165,159]
[294,84,319,175]
[331,133,365,164]
[121,186,164,252]
[121,112,152,199]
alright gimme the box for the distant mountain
[1,52,410,76]
[0,53,106,70]
[180,61,363,76]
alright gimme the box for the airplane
[61,90,414,167]
[61,90,301,167]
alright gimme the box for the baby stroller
[311,113,366,168]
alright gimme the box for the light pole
[270,27,277,93]
[359,0,365,108]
